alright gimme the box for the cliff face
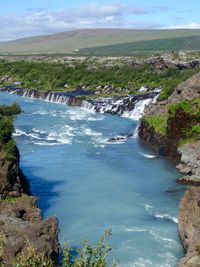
[0,145,30,198]
[0,151,59,266]
[138,72,200,266]
[0,106,59,266]
[178,187,200,267]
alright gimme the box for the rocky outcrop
[177,141,200,184]
[0,145,30,198]
[0,196,59,266]
[138,72,200,266]
[178,187,200,267]
[168,72,200,104]
[0,127,59,265]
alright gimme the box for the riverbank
[0,104,59,266]
[138,72,200,266]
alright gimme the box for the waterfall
[1,87,159,120]
[122,98,153,120]
[81,100,95,111]
[81,93,159,120]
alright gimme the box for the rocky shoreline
[0,120,59,266]
[138,73,200,266]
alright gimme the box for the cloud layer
[0,2,199,41]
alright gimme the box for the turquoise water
[0,93,184,267]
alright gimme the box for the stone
[178,188,200,267]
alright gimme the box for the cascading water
[122,98,154,120]
[0,86,160,120]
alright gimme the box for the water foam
[154,214,178,224]
[122,98,153,120]
[141,153,157,159]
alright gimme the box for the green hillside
[78,35,200,56]
[1,29,200,55]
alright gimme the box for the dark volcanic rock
[1,214,59,266]
[0,145,30,199]
[178,187,200,267]
[0,136,59,265]
[138,72,200,266]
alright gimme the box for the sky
[0,0,200,41]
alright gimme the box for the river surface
[0,92,184,267]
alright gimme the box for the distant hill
[1,29,200,55]
[78,35,200,56]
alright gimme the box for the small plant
[62,229,117,267]
[14,238,54,267]
[11,231,116,267]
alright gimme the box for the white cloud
[0,2,166,41]
[167,22,200,29]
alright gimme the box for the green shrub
[192,125,200,134]
[62,229,116,267]
[0,103,21,116]
[4,140,17,161]
[0,60,199,99]
[145,115,168,135]
[0,116,13,143]
[12,230,116,267]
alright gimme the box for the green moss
[168,99,200,121]
[179,136,198,146]
[192,125,200,133]
[145,115,168,135]
[168,101,191,116]
[1,194,31,204]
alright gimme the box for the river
[0,92,184,267]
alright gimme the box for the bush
[0,103,21,116]
[12,230,116,267]
[0,60,199,99]
[4,140,17,161]
[0,116,13,143]
[62,229,116,267]
[145,115,168,135]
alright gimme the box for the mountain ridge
[1,28,200,54]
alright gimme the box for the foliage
[192,125,200,134]
[0,115,13,143]
[0,103,21,116]
[11,230,115,267]
[62,229,116,267]
[0,103,21,143]
[0,103,21,162]
[4,140,17,161]
[14,238,54,267]
[145,115,168,135]
[0,60,199,101]
[144,99,200,143]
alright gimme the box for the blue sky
[0,0,199,41]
